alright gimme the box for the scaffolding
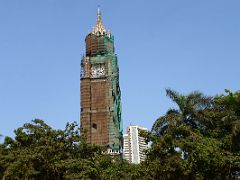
[80,33,123,152]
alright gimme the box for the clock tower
[80,8,123,153]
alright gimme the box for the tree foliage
[0,120,141,180]
[0,119,103,179]
[148,89,240,179]
[0,89,240,179]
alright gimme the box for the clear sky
[0,0,239,138]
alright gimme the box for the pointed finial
[92,6,106,36]
[97,6,101,17]
[107,29,111,38]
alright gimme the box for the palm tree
[152,89,212,136]
[214,90,240,152]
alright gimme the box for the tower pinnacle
[92,7,106,36]
[97,6,101,16]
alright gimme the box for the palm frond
[166,89,186,112]
[166,108,180,115]
[152,111,181,136]
[187,91,212,111]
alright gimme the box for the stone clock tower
[80,8,123,153]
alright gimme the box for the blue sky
[0,0,239,138]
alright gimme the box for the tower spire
[92,7,106,35]
[97,6,101,17]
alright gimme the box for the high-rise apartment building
[80,8,123,153]
[123,125,148,164]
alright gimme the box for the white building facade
[123,125,148,164]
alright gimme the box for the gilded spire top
[92,7,106,36]
[97,6,101,17]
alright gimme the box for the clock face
[91,64,105,78]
